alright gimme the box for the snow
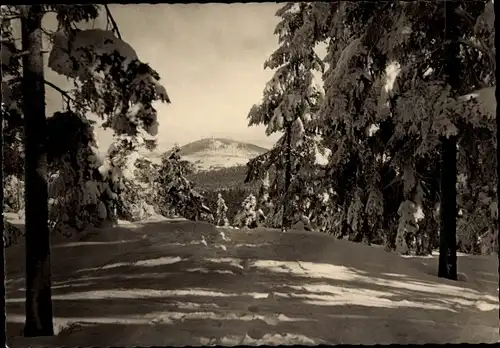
[182,143,263,171]
[313,144,330,167]
[121,151,143,181]
[423,67,434,77]
[49,29,138,79]
[460,86,496,118]
[184,154,254,171]
[141,138,268,172]
[5,219,498,346]
[384,62,401,93]
[368,124,380,137]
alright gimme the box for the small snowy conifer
[246,2,326,229]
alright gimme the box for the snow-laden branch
[48,28,169,138]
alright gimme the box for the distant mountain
[179,138,267,156]
[173,138,268,172]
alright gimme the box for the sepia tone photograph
[1,1,498,346]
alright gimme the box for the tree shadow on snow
[5,221,498,346]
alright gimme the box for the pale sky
[43,3,286,152]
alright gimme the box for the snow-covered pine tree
[133,155,161,217]
[215,193,229,227]
[317,2,394,245]
[46,110,117,232]
[454,1,496,256]
[2,5,171,336]
[246,2,329,232]
[376,1,494,271]
[99,135,158,222]
[255,171,271,225]
[201,187,252,224]
[47,6,170,225]
[319,1,495,258]
[155,146,210,221]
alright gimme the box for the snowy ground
[5,218,499,346]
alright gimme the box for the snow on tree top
[49,29,138,79]
[48,27,169,139]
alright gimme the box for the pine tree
[156,146,210,221]
[317,2,392,245]
[319,2,494,264]
[318,2,493,260]
[101,136,157,222]
[3,4,171,336]
[246,2,327,231]
[255,171,271,225]
[132,155,162,218]
[46,111,116,232]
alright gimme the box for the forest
[0,1,497,339]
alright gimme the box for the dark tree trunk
[282,126,292,230]
[21,6,54,337]
[438,1,461,281]
[438,136,457,280]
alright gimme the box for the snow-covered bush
[234,194,260,228]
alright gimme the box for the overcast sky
[43,3,286,152]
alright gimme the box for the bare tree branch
[44,80,75,103]
[104,5,122,40]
